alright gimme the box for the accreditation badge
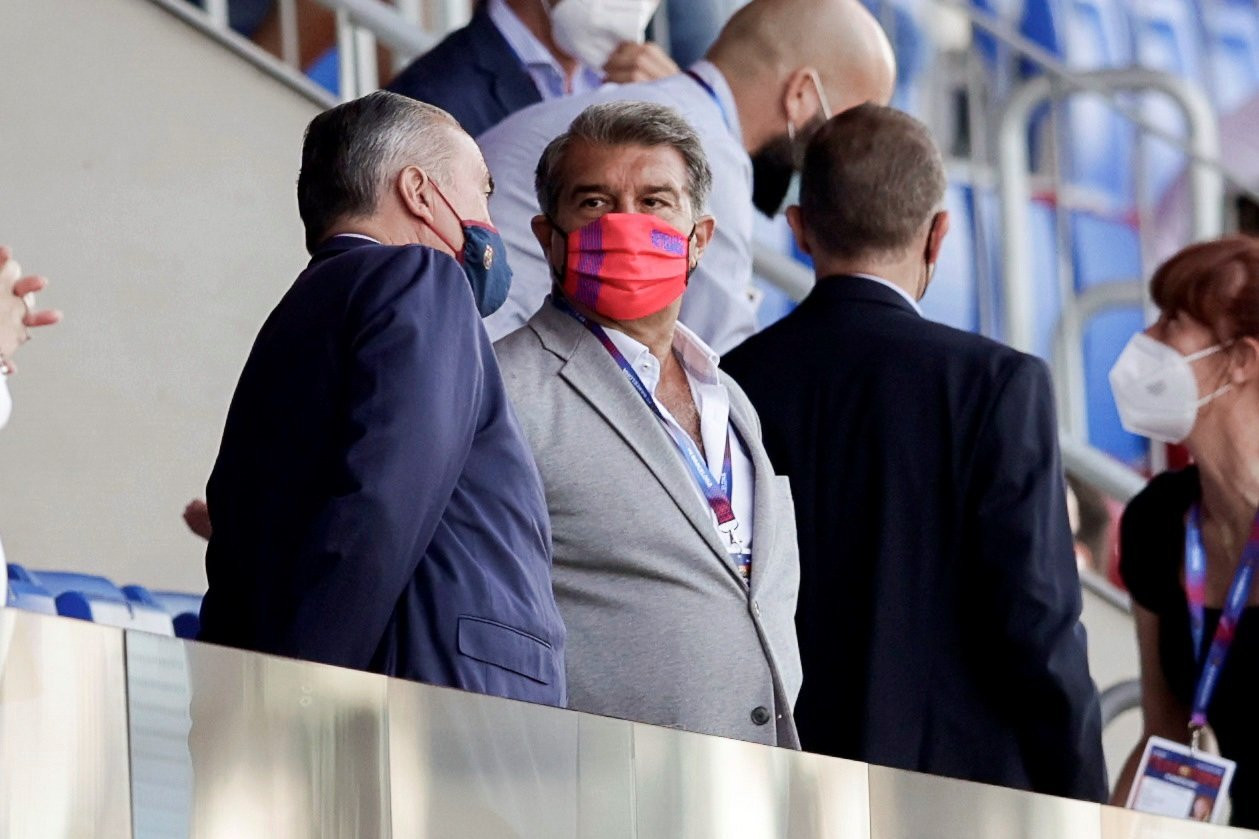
[1126,736,1236,824]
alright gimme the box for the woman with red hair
[1109,236,1259,827]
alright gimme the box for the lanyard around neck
[1184,503,1259,743]
[685,69,733,134]
[554,297,751,577]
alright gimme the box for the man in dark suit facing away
[723,104,1107,801]
[198,91,566,707]
[387,0,675,138]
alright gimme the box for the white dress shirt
[487,0,603,100]
[852,273,923,315]
[602,321,756,555]
[479,60,757,354]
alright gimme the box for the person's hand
[0,246,63,371]
[183,498,213,541]
[602,42,679,84]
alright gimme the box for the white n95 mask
[548,0,660,70]
[1109,332,1231,444]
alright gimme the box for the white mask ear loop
[1189,340,1235,406]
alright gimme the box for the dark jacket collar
[309,234,381,264]
[804,274,922,317]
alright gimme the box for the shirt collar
[333,233,381,244]
[850,273,923,315]
[686,61,742,145]
[601,320,723,389]
[488,0,589,88]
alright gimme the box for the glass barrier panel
[0,610,131,838]
[868,764,1103,839]
[631,723,870,838]
[387,678,582,838]
[125,631,391,839]
[1101,805,1258,839]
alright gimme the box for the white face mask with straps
[1109,333,1232,444]
[547,0,659,70]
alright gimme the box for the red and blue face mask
[552,213,694,321]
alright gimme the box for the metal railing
[997,69,1222,439]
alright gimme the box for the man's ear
[398,165,436,223]
[786,205,812,257]
[925,210,950,266]
[783,66,824,129]
[688,215,717,269]
[531,215,559,259]
[1230,336,1259,386]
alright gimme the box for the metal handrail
[997,69,1223,361]
[934,0,1255,197]
[1099,678,1142,727]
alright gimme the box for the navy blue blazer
[199,236,566,706]
[723,276,1107,802]
[387,6,542,138]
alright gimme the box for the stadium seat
[861,0,933,116]
[6,580,58,616]
[5,562,36,584]
[1203,0,1259,113]
[1085,307,1147,466]
[1021,0,1136,201]
[1127,0,1210,201]
[921,183,982,333]
[149,591,204,640]
[27,570,174,635]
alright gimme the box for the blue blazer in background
[387,6,541,138]
[199,236,566,707]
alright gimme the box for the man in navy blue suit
[723,105,1107,800]
[387,0,674,138]
[198,91,566,707]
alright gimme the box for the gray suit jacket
[494,300,802,747]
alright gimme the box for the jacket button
[751,706,772,726]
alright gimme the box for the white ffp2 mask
[1109,332,1231,444]
[548,0,660,70]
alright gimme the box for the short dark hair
[534,101,713,220]
[799,103,946,261]
[297,91,458,252]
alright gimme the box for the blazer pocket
[457,616,557,686]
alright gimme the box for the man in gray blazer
[494,101,802,747]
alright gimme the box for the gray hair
[534,101,713,221]
[297,90,460,252]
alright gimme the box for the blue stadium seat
[307,48,340,96]
[1021,0,1136,202]
[1127,0,1209,201]
[54,591,138,629]
[1085,308,1147,465]
[5,562,36,584]
[6,580,57,616]
[148,591,204,640]
[972,0,1027,101]
[28,571,174,635]
[922,184,982,333]
[861,0,933,115]
[1203,0,1259,112]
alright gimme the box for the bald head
[708,0,896,117]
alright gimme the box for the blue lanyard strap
[685,69,733,133]
[554,297,751,575]
[1184,503,1259,733]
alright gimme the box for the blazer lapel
[532,303,746,581]
[727,384,779,599]
[467,9,544,119]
